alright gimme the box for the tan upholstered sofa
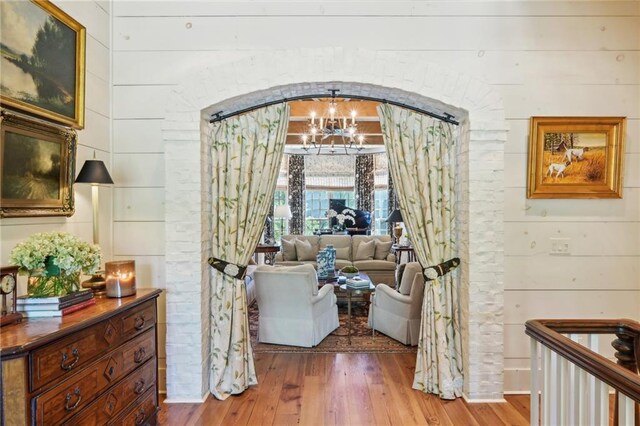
[274,234,396,285]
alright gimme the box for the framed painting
[527,116,625,199]
[0,110,76,217]
[0,0,86,129]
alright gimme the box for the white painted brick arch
[163,48,507,402]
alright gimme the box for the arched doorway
[162,49,507,403]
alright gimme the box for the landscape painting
[527,117,625,199]
[0,1,85,128]
[1,110,76,217]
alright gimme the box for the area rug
[249,301,417,354]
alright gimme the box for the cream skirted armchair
[368,262,425,346]
[254,264,339,347]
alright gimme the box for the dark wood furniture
[391,244,416,265]
[253,244,280,265]
[0,288,161,425]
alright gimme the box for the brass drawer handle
[60,348,80,371]
[134,315,146,330]
[134,378,146,395]
[64,387,82,411]
[135,409,146,425]
[134,347,146,363]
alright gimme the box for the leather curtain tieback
[208,257,247,280]
[423,257,460,281]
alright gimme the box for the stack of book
[17,290,96,318]
[346,277,371,290]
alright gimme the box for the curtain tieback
[423,257,460,281]
[208,257,247,280]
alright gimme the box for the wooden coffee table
[339,279,376,344]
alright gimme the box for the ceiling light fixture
[301,90,365,155]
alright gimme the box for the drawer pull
[134,378,146,395]
[64,387,82,411]
[60,348,80,371]
[134,315,146,330]
[135,409,146,425]
[134,347,146,363]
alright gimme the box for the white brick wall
[163,48,506,401]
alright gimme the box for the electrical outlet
[550,238,571,255]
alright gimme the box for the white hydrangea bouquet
[9,232,102,297]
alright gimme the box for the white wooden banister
[526,319,640,426]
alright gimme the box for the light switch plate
[550,237,571,255]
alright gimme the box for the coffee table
[339,278,376,344]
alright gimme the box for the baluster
[588,334,600,425]
[577,366,588,426]
[568,334,579,426]
[620,393,636,426]
[550,351,560,425]
[612,328,639,426]
[531,338,539,426]
[543,345,551,426]
[560,353,569,424]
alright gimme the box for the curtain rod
[209,91,459,125]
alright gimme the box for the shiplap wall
[0,2,112,295]
[111,1,640,393]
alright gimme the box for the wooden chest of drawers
[0,289,161,425]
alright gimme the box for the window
[304,190,356,234]
[373,190,389,235]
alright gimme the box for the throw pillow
[295,239,316,261]
[374,240,393,260]
[335,247,350,260]
[354,240,376,261]
[282,239,297,261]
[395,263,407,292]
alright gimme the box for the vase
[316,249,331,279]
[28,257,80,297]
[325,244,336,272]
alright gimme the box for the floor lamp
[75,157,114,293]
[386,209,404,244]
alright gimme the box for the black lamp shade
[75,160,114,184]
[386,209,403,223]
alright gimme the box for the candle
[105,260,136,298]
[302,134,308,147]
[351,110,356,125]
[310,111,316,125]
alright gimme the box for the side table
[253,244,280,265]
[392,244,416,265]
[339,282,376,344]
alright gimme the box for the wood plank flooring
[158,352,530,425]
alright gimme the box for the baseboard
[504,391,531,395]
[462,392,507,404]
[162,394,209,404]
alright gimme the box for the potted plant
[9,232,102,297]
[339,265,359,279]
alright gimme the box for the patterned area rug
[249,301,417,354]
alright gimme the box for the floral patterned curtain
[208,103,289,399]
[355,154,374,213]
[378,103,463,399]
[288,155,305,235]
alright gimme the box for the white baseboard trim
[462,393,507,404]
[504,391,531,395]
[162,394,208,404]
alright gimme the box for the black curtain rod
[209,92,459,125]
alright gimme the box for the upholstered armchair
[254,264,339,347]
[368,262,425,345]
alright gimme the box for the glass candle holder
[105,260,136,298]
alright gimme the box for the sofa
[274,234,396,285]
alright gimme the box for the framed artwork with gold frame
[527,116,625,199]
[0,0,86,129]
[0,110,76,217]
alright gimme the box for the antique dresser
[0,289,161,425]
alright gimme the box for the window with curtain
[304,190,356,233]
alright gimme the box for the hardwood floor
[158,352,530,425]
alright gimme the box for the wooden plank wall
[107,0,639,394]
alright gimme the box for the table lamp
[75,155,114,294]
[274,204,292,238]
[386,209,404,244]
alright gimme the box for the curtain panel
[355,154,374,213]
[378,103,463,399]
[207,103,289,399]
[288,155,305,235]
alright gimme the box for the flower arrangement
[327,208,356,231]
[9,232,102,296]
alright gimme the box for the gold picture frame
[527,116,625,199]
[0,0,86,129]
[0,110,76,217]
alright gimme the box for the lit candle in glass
[310,111,316,125]
[105,260,136,298]
[351,110,356,125]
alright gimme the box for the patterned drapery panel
[355,154,374,213]
[378,103,462,400]
[288,155,305,235]
[387,173,397,235]
[207,103,289,399]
